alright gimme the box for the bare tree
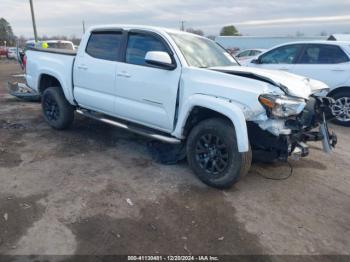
[186,28,204,36]
[295,31,304,37]
[206,35,216,41]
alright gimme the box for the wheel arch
[38,74,62,94]
[172,94,249,152]
[328,86,350,126]
[37,71,74,104]
[328,86,350,97]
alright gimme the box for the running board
[76,109,181,144]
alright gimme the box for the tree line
[0,18,15,46]
[185,25,240,37]
[0,17,82,47]
[1,17,241,48]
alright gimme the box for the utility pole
[29,0,38,42]
[180,21,186,31]
[82,20,85,34]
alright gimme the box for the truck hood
[211,66,329,99]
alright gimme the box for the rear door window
[86,31,123,61]
[297,44,350,64]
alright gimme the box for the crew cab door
[251,44,302,72]
[73,30,124,114]
[114,30,181,131]
[291,44,350,88]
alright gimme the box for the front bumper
[249,96,337,162]
[288,123,337,160]
[286,96,337,155]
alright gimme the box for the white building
[215,36,327,51]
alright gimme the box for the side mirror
[145,51,176,70]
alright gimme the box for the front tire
[186,118,251,189]
[42,87,74,130]
[331,91,350,127]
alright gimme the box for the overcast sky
[1,0,350,38]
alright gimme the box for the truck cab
[73,28,181,132]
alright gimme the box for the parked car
[246,41,350,126]
[7,47,19,59]
[25,40,36,49]
[225,47,240,55]
[235,49,266,62]
[24,25,337,189]
[0,46,8,57]
[25,40,75,50]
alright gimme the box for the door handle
[117,71,131,78]
[280,67,289,71]
[77,64,88,70]
[332,68,345,72]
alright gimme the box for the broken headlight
[259,94,306,118]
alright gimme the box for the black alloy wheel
[195,133,229,177]
[43,93,60,121]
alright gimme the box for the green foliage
[0,18,15,46]
[220,25,239,36]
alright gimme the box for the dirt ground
[0,60,349,258]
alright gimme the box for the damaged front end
[249,96,337,162]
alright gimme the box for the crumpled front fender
[172,94,249,152]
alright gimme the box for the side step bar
[76,109,182,144]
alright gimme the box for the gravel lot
[0,60,349,257]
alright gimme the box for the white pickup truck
[25,25,337,189]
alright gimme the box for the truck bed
[25,47,77,104]
[27,47,77,56]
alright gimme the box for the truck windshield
[170,33,238,68]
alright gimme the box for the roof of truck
[88,24,199,37]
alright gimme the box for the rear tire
[186,118,251,189]
[330,91,350,127]
[42,87,74,130]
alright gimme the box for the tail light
[22,54,27,72]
